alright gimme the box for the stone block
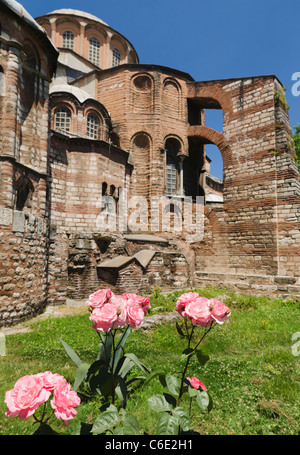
[13,211,25,233]
[0,208,12,226]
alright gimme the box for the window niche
[14,173,34,211]
[164,138,182,196]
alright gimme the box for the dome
[45,9,109,26]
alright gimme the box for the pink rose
[89,303,118,332]
[186,376,207,391]
[109,295,128,329]
[208,298,231,324]
[36,371,67,391]
[5,374,51,419]
[87,288,112,309]
[175,292,200,316]
[126,299,145,328]
[184,297,212,327]
[123,293,151,315]
[50,381,81,426]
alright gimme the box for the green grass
[0,288,299,435]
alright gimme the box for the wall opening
[205,144,223,181]
[204,109,223,132]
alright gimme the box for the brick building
[0,1,299,326]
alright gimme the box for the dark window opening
[14,174,34,211]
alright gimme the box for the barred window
[112,48,121,67]
[62,31,74,50]
[89,38,100,65]
[165,151,178,196]
[87,113,100,139]
[55,108,71,132]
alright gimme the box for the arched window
[112,48,121,67]
[55,108,71,132]
[165,152,178,196]
[164,138,182,196]
[62,31,74,50]
[87,113,100,139]
[89,38,100,65]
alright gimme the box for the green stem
[177,321,217,406]
[110,330,116,404]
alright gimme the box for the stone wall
[0,1,57,326]
[187,76,300,290]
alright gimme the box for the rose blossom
[175,292,201,316]
[89,303,118,332]
[50,380,81,426]
[186,376,207,391]
[126,299,145,328]
[5,374,51,419]
[184,297,212,327]
[124,293,151,315]
[208,298,231,324]
[87,288,112,309]
[36,371,68,391]
[109,294,128,329]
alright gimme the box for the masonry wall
[0,4,57,326]
[47,134,132,302]
[96,66,192,199]
[188,76,300,294]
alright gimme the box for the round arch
[187,125,232,169]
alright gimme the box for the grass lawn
[0,287,299,435]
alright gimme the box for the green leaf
[159,374,167,387]
[32,424,59,435]
[71,422,93,435]
[163,392,177,408]
[59,337,82,367]
[124,353,150,375]
[172,407,190,432]
[142,370,165,388]
[118,356,135,379]
[181,348,195,361]
[175,321,185,337]
[156,412,179,435]
[195,350,210,366]
[112,326,131,372]
[165,373,180,396]
[125,375,146,387]
[92,407,120,434]
[196,390,210,411]
[73,362,90,391]
[87,361,110,394]
[115,375,128,407]
[148,394,173,413]
[188,385,197,398]
[121,413,140,435]
[97,332,113,365]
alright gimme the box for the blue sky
[21,0,300,179]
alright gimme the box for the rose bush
[5,371,80,434]
[4,289,231,435]
[147,291,231,435]
[59,290,152,408]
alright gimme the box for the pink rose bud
[186,376,207,391]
